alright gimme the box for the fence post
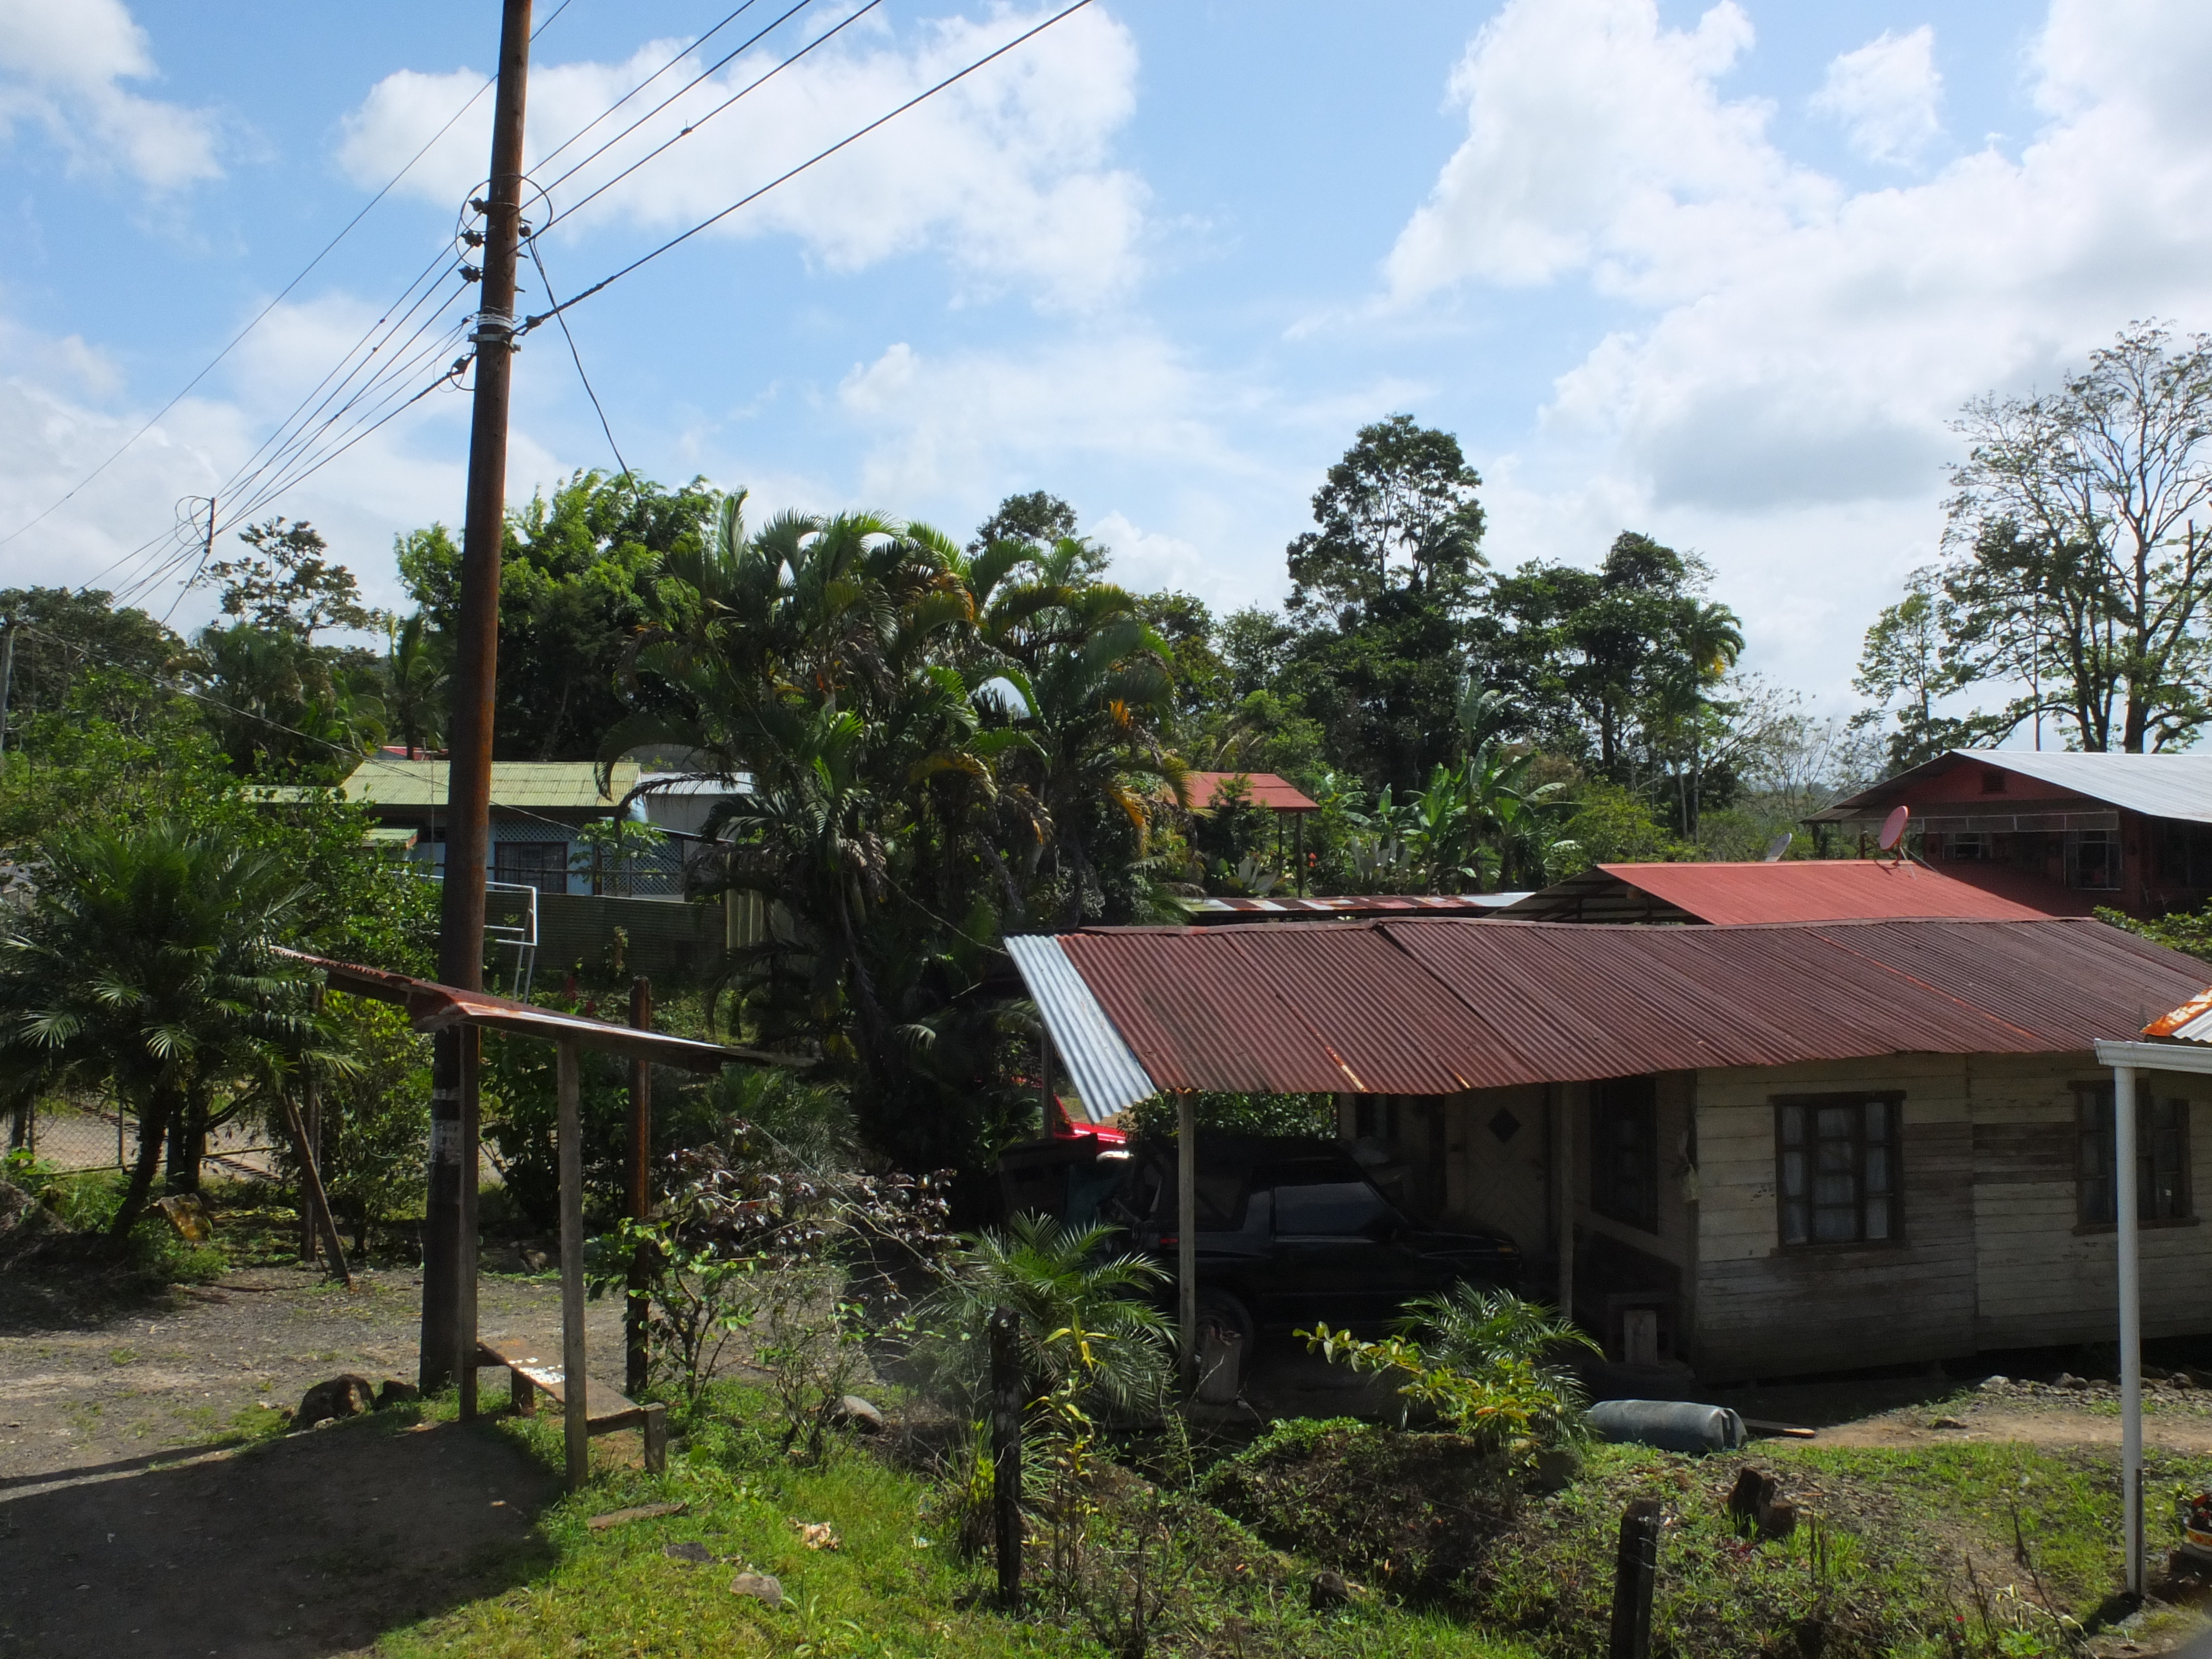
[625,975,653,1397]
[990,1306,1023,1609]
[1609,1498,1661,1659]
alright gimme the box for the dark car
[1101,1134,1520,1350]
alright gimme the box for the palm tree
[917,1213,1174,1419]
[384,613,448,758]
[0,820,335,1234]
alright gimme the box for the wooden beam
[278,1091,351,1289]
[557,1039,588,1493]
[1177,1091,1197,1391]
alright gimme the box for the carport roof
[1011,916,2207,1118]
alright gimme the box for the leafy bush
[1120,1090,1336,1142]
[1303,1287,1597,1456]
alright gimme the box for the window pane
[1781,1199,1809,1245]
[1814,1206,1856,1242]
[1864,1197,1890,1239]
[1782,1150,1806,1197]
[1864,1147,1890,1194]
[1274,1181,1390,1237]
[1817,1106,1854,1139]
[1815,1172,1855,1205]
[1864,1099,1887,1141]
[1780,1106,1804,1147]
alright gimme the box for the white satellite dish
[1762,832,1792,863]
[1877,804,1910,853]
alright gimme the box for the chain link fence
[12,1103,279,1178]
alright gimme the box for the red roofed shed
[1495,858,2094,925]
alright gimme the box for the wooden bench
[475,1339,667,1472]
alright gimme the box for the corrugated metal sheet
[1004,935,1158,1119]
[1052,917,2209,1094]
[1187,893,1529,923]
[2144,984,2212,1042]
[1811,749,2212,826]
[342,758,639,811]
[1496,859,2077,925]
[1185,771,1319,812]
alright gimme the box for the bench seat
[474,1339,666,1471]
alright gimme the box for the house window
[1946,832,1990,862]
[2077,1087,2192,1225]
[1590,1076,1658,1233]
[2066,831,2120,890]
[493,841,569,896]
[1980,768,2008,794]
[1776,1095,1901,1246]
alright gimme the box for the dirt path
[1716,1374,2212,1453]
[0,1264,625,1495]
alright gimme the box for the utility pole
[421,0,533,1396]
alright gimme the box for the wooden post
[278,1093,351,1289]
[1608,1498,1662,1659]
[625,975,653,1398]
[557,1039,588,1493]
[1554,1082,1576,1318]
[458,1029,481,1420]
[1039,1033,1053,1138]
[1177,1091,1198,1392]
[298,1071,320,1266]
[1295,811,1305,896]
[990,1306,1022,1609]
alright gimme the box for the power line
[524,1,1097,333]
[529,0,772,180]
[526,238,630,479]
[534,0,881,234]
[0,0,576,554]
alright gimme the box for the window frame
[1772,1092,1906,1251]
[492,839,571,896]
[1589,1074,1660,1234]
[2074,1084,2194,1230]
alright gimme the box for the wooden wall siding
[1692,1056,1978,1379]
[1971,1056,2212,1349]
[1443,1084,1550,1253]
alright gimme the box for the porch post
[2114,1062,2143,1596]
[1177,1090,1197,1392]
[1554,1082,1575,1317]
[557,1039,588,1493]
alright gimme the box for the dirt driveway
[0,1262,632,1659]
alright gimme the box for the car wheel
[1196,1289,1257,1358]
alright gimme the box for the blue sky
[4,0,2209,712]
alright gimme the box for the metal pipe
[2116,1062,2144,1595]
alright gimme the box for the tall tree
[0,589,181,724]
[398,469,717,761]
[1274,416,1489,792]
[192,518,387,641]
[1850,568,1987,771]
[1940,322,2212,751]
[1286,414,1486,619]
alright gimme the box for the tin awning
[1004,934,1157,1121]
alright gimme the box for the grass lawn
[377,1389,1537,1659]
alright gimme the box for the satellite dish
[1762,832,1792,863]
[1877,805,1910,852]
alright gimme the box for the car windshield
[1273,1179,1394,1238]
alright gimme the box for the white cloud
[338,5,1145,311]
[1378,0,2212,703]
[1811,27,1943,166]
[0,0,219,187]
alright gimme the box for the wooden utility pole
[990,1307,1023,1609]
[624,975,653,1396]
[421,0,533,1396]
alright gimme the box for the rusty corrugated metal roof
[281,950,753,1071]
[1187,893,1530,924]
[1051,917,2206,1094]
[1497,859,2081,925]
[1184,771,1319,812]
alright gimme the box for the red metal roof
[1585,859,2078,925]
[1055,917,2206,1094]
[1185,771,1319,812]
